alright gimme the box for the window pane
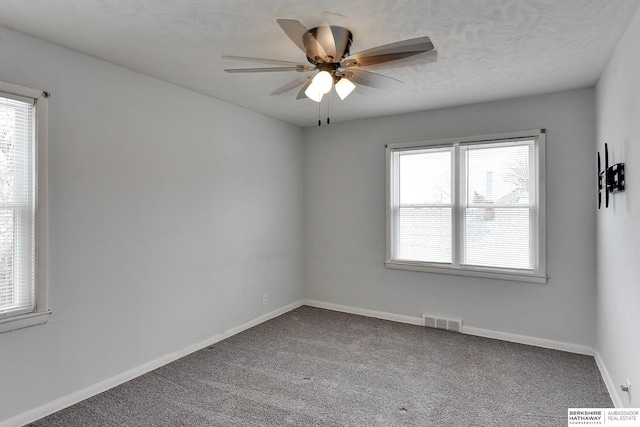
[0,95,35,316]
[399,150,451,205]
[397,207,451,263]
[462,207,532,270]
[0,209,16,309]
[465,143,533,206]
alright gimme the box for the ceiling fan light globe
[312,71,333,94]
[304,84,323,102]
[335,77,356,100]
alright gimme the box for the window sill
[0,310,52,334]
[385,261,548,284]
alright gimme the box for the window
[0,81,49,333]
[386,130,546,283]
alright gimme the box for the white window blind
[386,130,546,283]
[396,147,452,263]
[0,94,36,317]
[458,140,535,271]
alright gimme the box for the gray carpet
[29,306,612,426]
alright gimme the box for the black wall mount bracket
[598,143,625,209]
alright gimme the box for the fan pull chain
[315,97,332,127]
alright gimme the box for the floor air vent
[422,314,462,333]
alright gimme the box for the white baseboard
[462,326,594,355]
[305,299,594,354]
[594,350,623,408]
[1,300,304,427]
[304,300,423,326]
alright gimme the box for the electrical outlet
[262,294,268,306]
[621,379,631,393]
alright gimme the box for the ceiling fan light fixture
[304,84,323,102]
[311,71,333,94]
[335,77,356,100]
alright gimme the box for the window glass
[396,149,451,263]
[386,130,546,283]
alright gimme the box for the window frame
[0,80,50,333]
[385,129,547,284]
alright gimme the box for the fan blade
[330,26,353,60]
[303,28,329,63]
[277,19,308,53]
[343,36,434,67]
[222,55,307,67]
[340,69,403,89]
[224,66,308,73]
[348,36,434,60]
[302,25,352,64]
[358,50,438,71]
[315,23,337,60]
[271,75,313,95]
[296,79,314,99]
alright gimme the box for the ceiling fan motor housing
[303,26,352,65]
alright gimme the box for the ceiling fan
[223,19,436,103]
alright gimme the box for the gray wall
[595,5,640,408]
[0,25,304,422]
[5,7,638,421]
[303,88,597,346]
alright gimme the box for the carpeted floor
[29,306,612,426]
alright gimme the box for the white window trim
[385,129,547,284]
[0,81,51,333]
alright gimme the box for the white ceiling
[0,0,638,127]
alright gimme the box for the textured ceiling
[0,0,638,127]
